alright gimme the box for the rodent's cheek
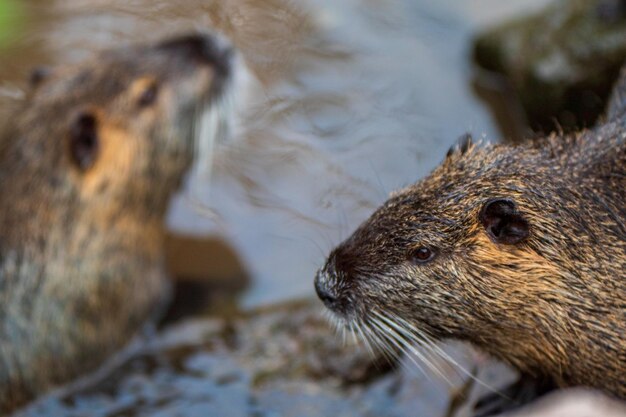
[152,89,187,131]
[195,67,215,94]
[75,124,141,198]
[394,262,452,298]
[169,72,211,108]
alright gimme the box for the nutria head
[0,33,235,411]
[315,131,626,393]
[2,33,232,228]
[316,139,537,338]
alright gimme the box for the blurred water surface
[0,0,553,308]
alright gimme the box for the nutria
[0,33,233,412]
[315,65,626,411]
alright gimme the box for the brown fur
[316,68,626,397]
[0,34,231,412]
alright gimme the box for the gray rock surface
[14,300,516,417]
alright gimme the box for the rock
[163,233,250,321]
[503,388,626,417]
[473,0,626,137]
[13,300,515,417]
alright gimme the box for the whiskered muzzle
[185,91,233,213]
[185,47,248,214]
[314,263,362,319]
[323,307,502,396]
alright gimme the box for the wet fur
[318,67,626,397]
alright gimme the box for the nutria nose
[314,272,339,310]
[157,33,233,76]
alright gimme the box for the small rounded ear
[479,199,529,245]
[69,112,99,172]
[29,67,52,88]
[446,133,473,158]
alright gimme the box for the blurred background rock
[473,0,626,140]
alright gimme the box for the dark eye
[69,112,99,171]
[137,83,159,108]
[408,247,436,264]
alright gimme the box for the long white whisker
[354,320,377,358]
[374,312,451,374]
[371,315,453,382]
[393,315,507,397]
[373,312,455,385]
[349,322,359,347]
[186,84,236,217]
[362,319,400,365]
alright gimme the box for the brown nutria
[315,65,626,410]
[0,33,234,413]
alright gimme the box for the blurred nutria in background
[0,32,235,413]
